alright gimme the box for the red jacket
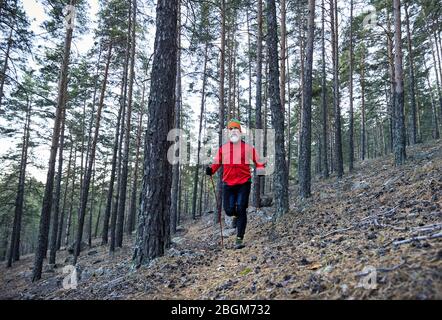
[211,141,265,186]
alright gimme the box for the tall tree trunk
[127,94,145,235]
[87,165,95,247]
[116,0,137,248]
[392,0,406,165]
[267,0,289,213]
[404,2,417,144]
[433,31,442,116]
[170,0,181,235]
[73,42,113,264]
[348,0,354,171]
[246,8,253,129]
[387,14,395,153]
[227,24,233,120]
[32,0,77,282]
[101,61,128,246]
[280,0,287,112]
[95,163,107,238]
[64,146,77,247]
[253,0,263,208]
[133,0,178,266]
[7,94,31,267]
[262,59,268,195]
[330,0,343,177]
[79,102,86,204]
[321,0,329,179]
[424,58,440,139]
[360,48,366,161]
[0,0,4,21]
[299,0,315,198]
[109,90,126,252]
[286,35,292,176]
[177,168,182,226]
[191,43,208,220]
[216,0,226,226]
[48,104,66,265]
[57,138,73,250]
[84,47,102,198]
[198,170,204,217]
[0,26,13,110]
[429,35,442,119]
[298,11,305,161]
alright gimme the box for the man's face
[229,127,241,143]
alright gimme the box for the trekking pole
[210,175,224,248]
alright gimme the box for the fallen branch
[321,226,355,238]
[377,259,407,273]
[410,223,442,233]
[360,206,399,223]
[378,223,408,231]
[355,259,406,277]
[392,232,442,246]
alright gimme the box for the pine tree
[133,0,178,266]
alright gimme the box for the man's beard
[230,134,240,143]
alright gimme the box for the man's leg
[235,182,251,241]
[223,183,238,217]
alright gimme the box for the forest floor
[1,141,441,300]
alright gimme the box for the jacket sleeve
[210,147,223,174]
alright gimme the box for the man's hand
[256,168,266,176]
[206,167,213,176]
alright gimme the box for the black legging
[223,181,251,239]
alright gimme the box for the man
[206,119,266,249]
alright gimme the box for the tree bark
[267,0,289,213]
[87,164,96,247]
[330,0,343,177]
[95,163,107,238]
[48,104,66,265]
[216,0,226,226]
[360,48,366,161]
[127,89,145,235]
[246,8,253,129]
[279,0,287,112]
[170,0,181,235]
[348,0,354,171]
[392,0,406,165]
[387,14,395,153]
[133,0,178,266]
[404,2,417,144]
[64,146,77,247]
[57,138,73,250]
[299,0,315,198]
[321,0,329,179]
[253,0,263,208]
